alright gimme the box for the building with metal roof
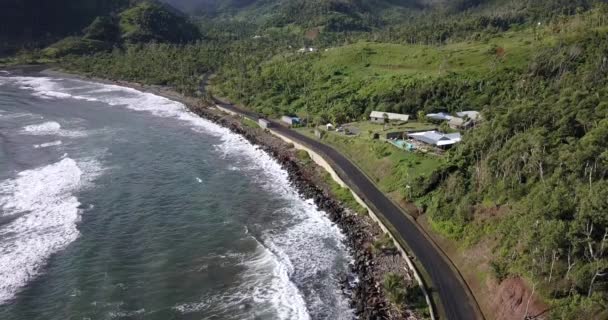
[370,111,410,123]
[426,112,453,121]
[407,131,461,148]
[456,111,481,121]
[281,116,301,126]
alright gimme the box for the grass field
[346,120,437,135]
[295,122,442,203]
[311,28,555,80]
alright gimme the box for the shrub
[383,273,407,306]
[295,149,311,162]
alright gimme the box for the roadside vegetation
[320,171,368,216]
[295,123,442,207]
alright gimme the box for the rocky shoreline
[183,104,421,320]
[5,66,420,319]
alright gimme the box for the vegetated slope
[0,0,130,53]
[41,1,201,58]
[164,0,428,34]
[119,1,201,43]
[211,5,608,318]
[176,0,598,36]
[420,27,608,319]
[215,27,548,120]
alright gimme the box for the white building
[407,131,461,148]
[456,111,481,121]
[369,111,410,123]
[426,112,453,121]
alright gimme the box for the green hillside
[0,0,130,53]
[211,6,608,318]
[6,0,608,318]
[40,1,201,58]
[119,1,201,43]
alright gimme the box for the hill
[119,1,201,43]
[6,0,608,318]
[40,1,201,58]
[0,0,130,53]
[210,5,608,318]
[0,0,200,56]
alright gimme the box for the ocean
[0,74,354,320]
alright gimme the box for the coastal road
[213,101,481,320]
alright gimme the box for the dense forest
[3,0,608,318]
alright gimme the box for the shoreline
[3,66,423,319]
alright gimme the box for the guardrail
[266,128,437,320]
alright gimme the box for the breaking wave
[33,140,63,149]
[7,76,353,318]
[0,157,101,305]
[23,121,61,134]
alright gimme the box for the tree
[417,110,426,122]
[383,112,389,130]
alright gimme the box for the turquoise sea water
[0,75,354,320]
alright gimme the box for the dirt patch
[389,191,421,219]
[489,277,549,320]
[305,27,320,40]
[417,215,548,320]
[474,204,510,223]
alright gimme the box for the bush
[42,37,111,58]
[295,149,311,163]
[383,273,407,306]
[489,259,509,282]
[372,233,397,254]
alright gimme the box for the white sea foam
[174,242,309,320]
[108,308,145,319]
[250,240,310,320]
[23,121,61,133]
[7,76,352,317]
[21,121,85,138]
[33,140,63,149]
[9,77,224,136]
[13,77,98,102]
[0,158,101,305]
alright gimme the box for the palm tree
[383,273,406,305]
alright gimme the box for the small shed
[259,119,271,129]
[281,116,301,126]
[448,117,465,129]
[370,111,410,123]
[326,123,335,131]
[426,112,453,121]
[456,111,481,121]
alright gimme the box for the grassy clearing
[295,123,442,203]
[241,117,260,129]
[348,121,436,135]
[313,28,553,79]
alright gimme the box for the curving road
[214,101,482,320]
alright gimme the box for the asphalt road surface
[215,101,481,320]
